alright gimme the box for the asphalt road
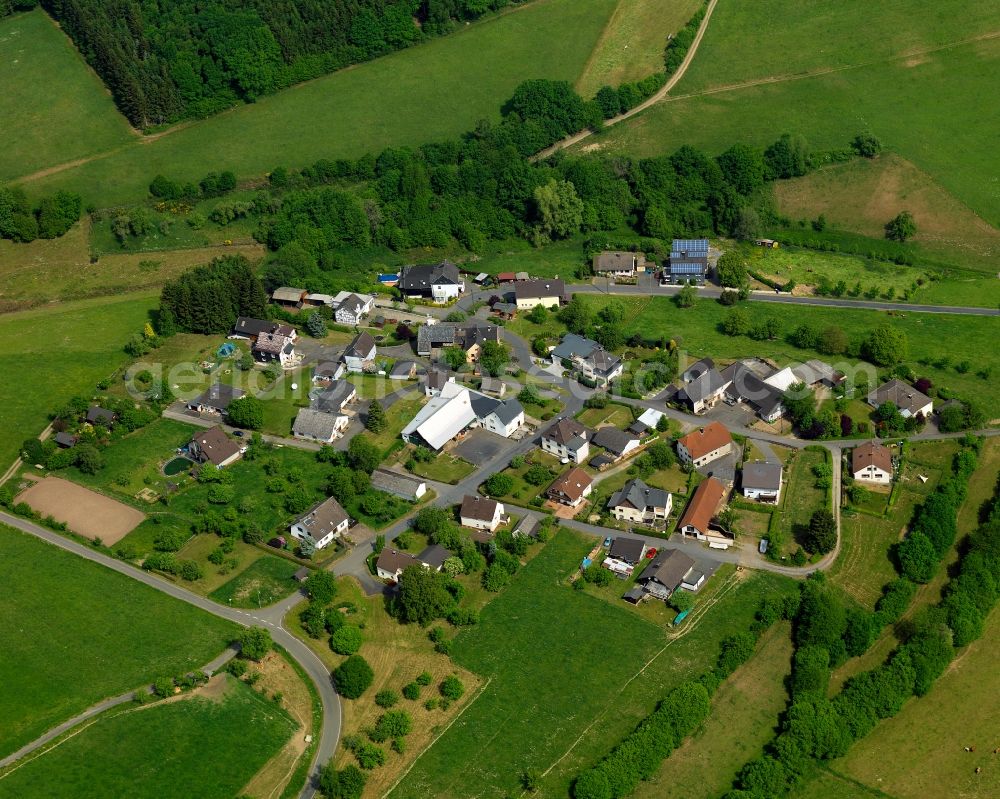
[0,511,339,799]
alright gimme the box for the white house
[293,408,348,444]
[676,422,733,468]
[550,334,624,387]
[290,497,350,550]
[513,279,565,310]
[398,261,465,303]
[607,479,672,525]
[852,441,893,484]
[479,399,525,438]
[375,549,421,582]
[547,467,593,507]
[867,379,933,419]
[335,293,375,325]
[592,251,646,279]
[541,417,590,464]
[343,331,377,373]
[460,495,505,532]
[402,382,522,451]
[741,461,783,503]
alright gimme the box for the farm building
[370,469,427,501]
[272,287,307,308]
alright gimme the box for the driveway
[452,428,511,466]
[698,449,738,485]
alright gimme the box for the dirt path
[534,0,720,161]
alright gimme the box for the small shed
[293,566,310,582]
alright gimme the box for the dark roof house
[608,537,646,564]
[592,427,639,458]
[609,479,670,514]
[188,383,245,413]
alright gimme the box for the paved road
[0,646,239,770]
[0,511,339,799]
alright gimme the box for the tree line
[39,0,530,127]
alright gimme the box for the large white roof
[637,408,664,428]
[763,366,799,392]
[401,382,476,450]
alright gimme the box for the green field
[778,449,828,548]
[585,3,1000,228]
[18,0,618,207]
[0,524,236,758]
[0,292,156,468]
[208,556,300,609]
[391,530,796,798]
[0,676,297,799]
[0,10,132,184]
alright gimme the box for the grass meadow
[0,524,236,758]
[208,556,300,609]
[0,10,132,184]
[390,530,797,799]
[0,292,156,468]
[0,676,297,799]
[17,0,618,206]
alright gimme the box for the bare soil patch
[15,475,145,545]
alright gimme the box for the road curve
[0,511,339,799]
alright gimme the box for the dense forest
[37,0,528,127]
[0,1,38,19]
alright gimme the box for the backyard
[776,448,829,555]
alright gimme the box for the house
[390,360,417,380]
[547,467,593,507]
[53,432,77,448]
[608,479,672,525]
[608,537,647,565]
[852,441,894,484]
[311,380,357,415]
[477,398,524,438]
[550,333,623,387]
[189,426,242,468]
[85,406,116,426]
[313,361,346,384]
[677,368,732,413]
[867,379,933,419]
[720,362,785,423]
[253,329,297,366]
[541,417,591,464]
[677,476,730,548]
[629,407,665,437]
[398,261,465,303]
[375,549,421,582]
[592,251,646,279]
[634,549,703,602]
[370,469,427,501]
[334,293,375,325]
[479,376,506,397]
[513,279,565,310]
[417,544,453,572]
[187,383,245,415]
[490,301,517,320]
[591,427,641,462]
[290,497,350,550]
[231,317,276,340]
[681,357,715,384]
[423,368,454,397]
[416,321,500,361]
[272,287,307,309]
[460,495,505,532]
[293,408,348,443]
[742,461,783,502]
[343,332,377,373]
[663,239,709,285]
[676,422,733,469]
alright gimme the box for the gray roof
[514,279,565,300]
[608,479,670,512]
[593,251,645,273]
[417,322,500,355]
[461,494,500,522]
[399,261,461,292]
[592,426,638,456]
[587,347,622,377]
[720,362,784,417]
[390,360,416,378]
[337,293,368,314]
[311,380,355,413]
[867,379,932,416]
[191,383,244,411]
[418,544,453,570]
[294,497,349,538]
[192,426,241,466]
[609,537,646,563]
[679,368,730,404]
[272,286,306,302]
[543,417,589,447]
[551,333,598,361]
[370,469,425,499]
[487,398,524,427]
[424,369,450,391]
[742,461,783,492]
[345,332,376,359]
[376,548,420,576]
[682,357,715,383]
[293,408,341,440]
[233,317,275,337]
[54,432,77,447]
[642,549,697,593]
[86,406,116,424]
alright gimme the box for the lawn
[576,401,636,429]
[390,531,797,799]
[394,448,476,485]
[633,621,794,799]
[576,0,704,96]
[0,676,297,799]
[0,292,156,468]
[778,448,828,550]
[19,0,619,206]
[0,9,132,184]
[0,523,236,758]
[208,555,300,608]
[475,236,589,281]
[485,449,562,506]
[360,393,427,455]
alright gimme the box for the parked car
[603,536,612,548]
[232,430,245,437]
[645,547,658,559]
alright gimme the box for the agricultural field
[0,523,236,758]
[17,0,619,207]
[633,622,794,799]
[0,9,132,184]
[0,292,156,468]
[576,0,703,96]
[391,530,797,799]
[584,14,1000,228]
[0,676,297,799]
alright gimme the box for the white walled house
[676,422,733,468]
[479,399,525,438]
[290,497,350,550]
[460,495,505,532]
[852,441,894,484]
[541,418,590,464]
[343,332,377,373]
[741,462,783,503]
[334,293,375,325]
[608,479,672,525]
[513,279,565,310]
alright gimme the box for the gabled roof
[418,544,453,570]
[293,408,343,440]
[376,548,420,576]
[852,441,893,475]
[336,293,369,315]
[192,425,241,466]
[593,251,645,272]
[401,383,477,450]
[670,239,709,258]
[643,549,697,592]
[636,408,664,429]
[233,317,275,337]
[792,359,844,386]
[548,467,592,502]
[679,477,726,534]
[294,497,348,538]
[742,461,782,492]
[345,332,376,359]
[608,479,670,512]
[514,279,566,300]
[390,360,417,378]
[592,426,639,456]
[371,469,426,498]
[424,368,452,391]
[677,422,733,460]
[272,286,307,302]
[311,380,356,414]
[254,330,294,354]
[461,495,500,522]
[543,417,589,447]
[720,362,784,418]
[867,379,932,417]
[486,398,524,427]
[609,537,646,563]
[587,347,622,376]
[682,357,715,383]
[86,406,116,424]
[191,383,244,411]
[399,261,461,291]
[764,367,799,393]
[551,333,598,361]
[679,368,730,403]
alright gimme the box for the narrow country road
[0,511,339,799]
